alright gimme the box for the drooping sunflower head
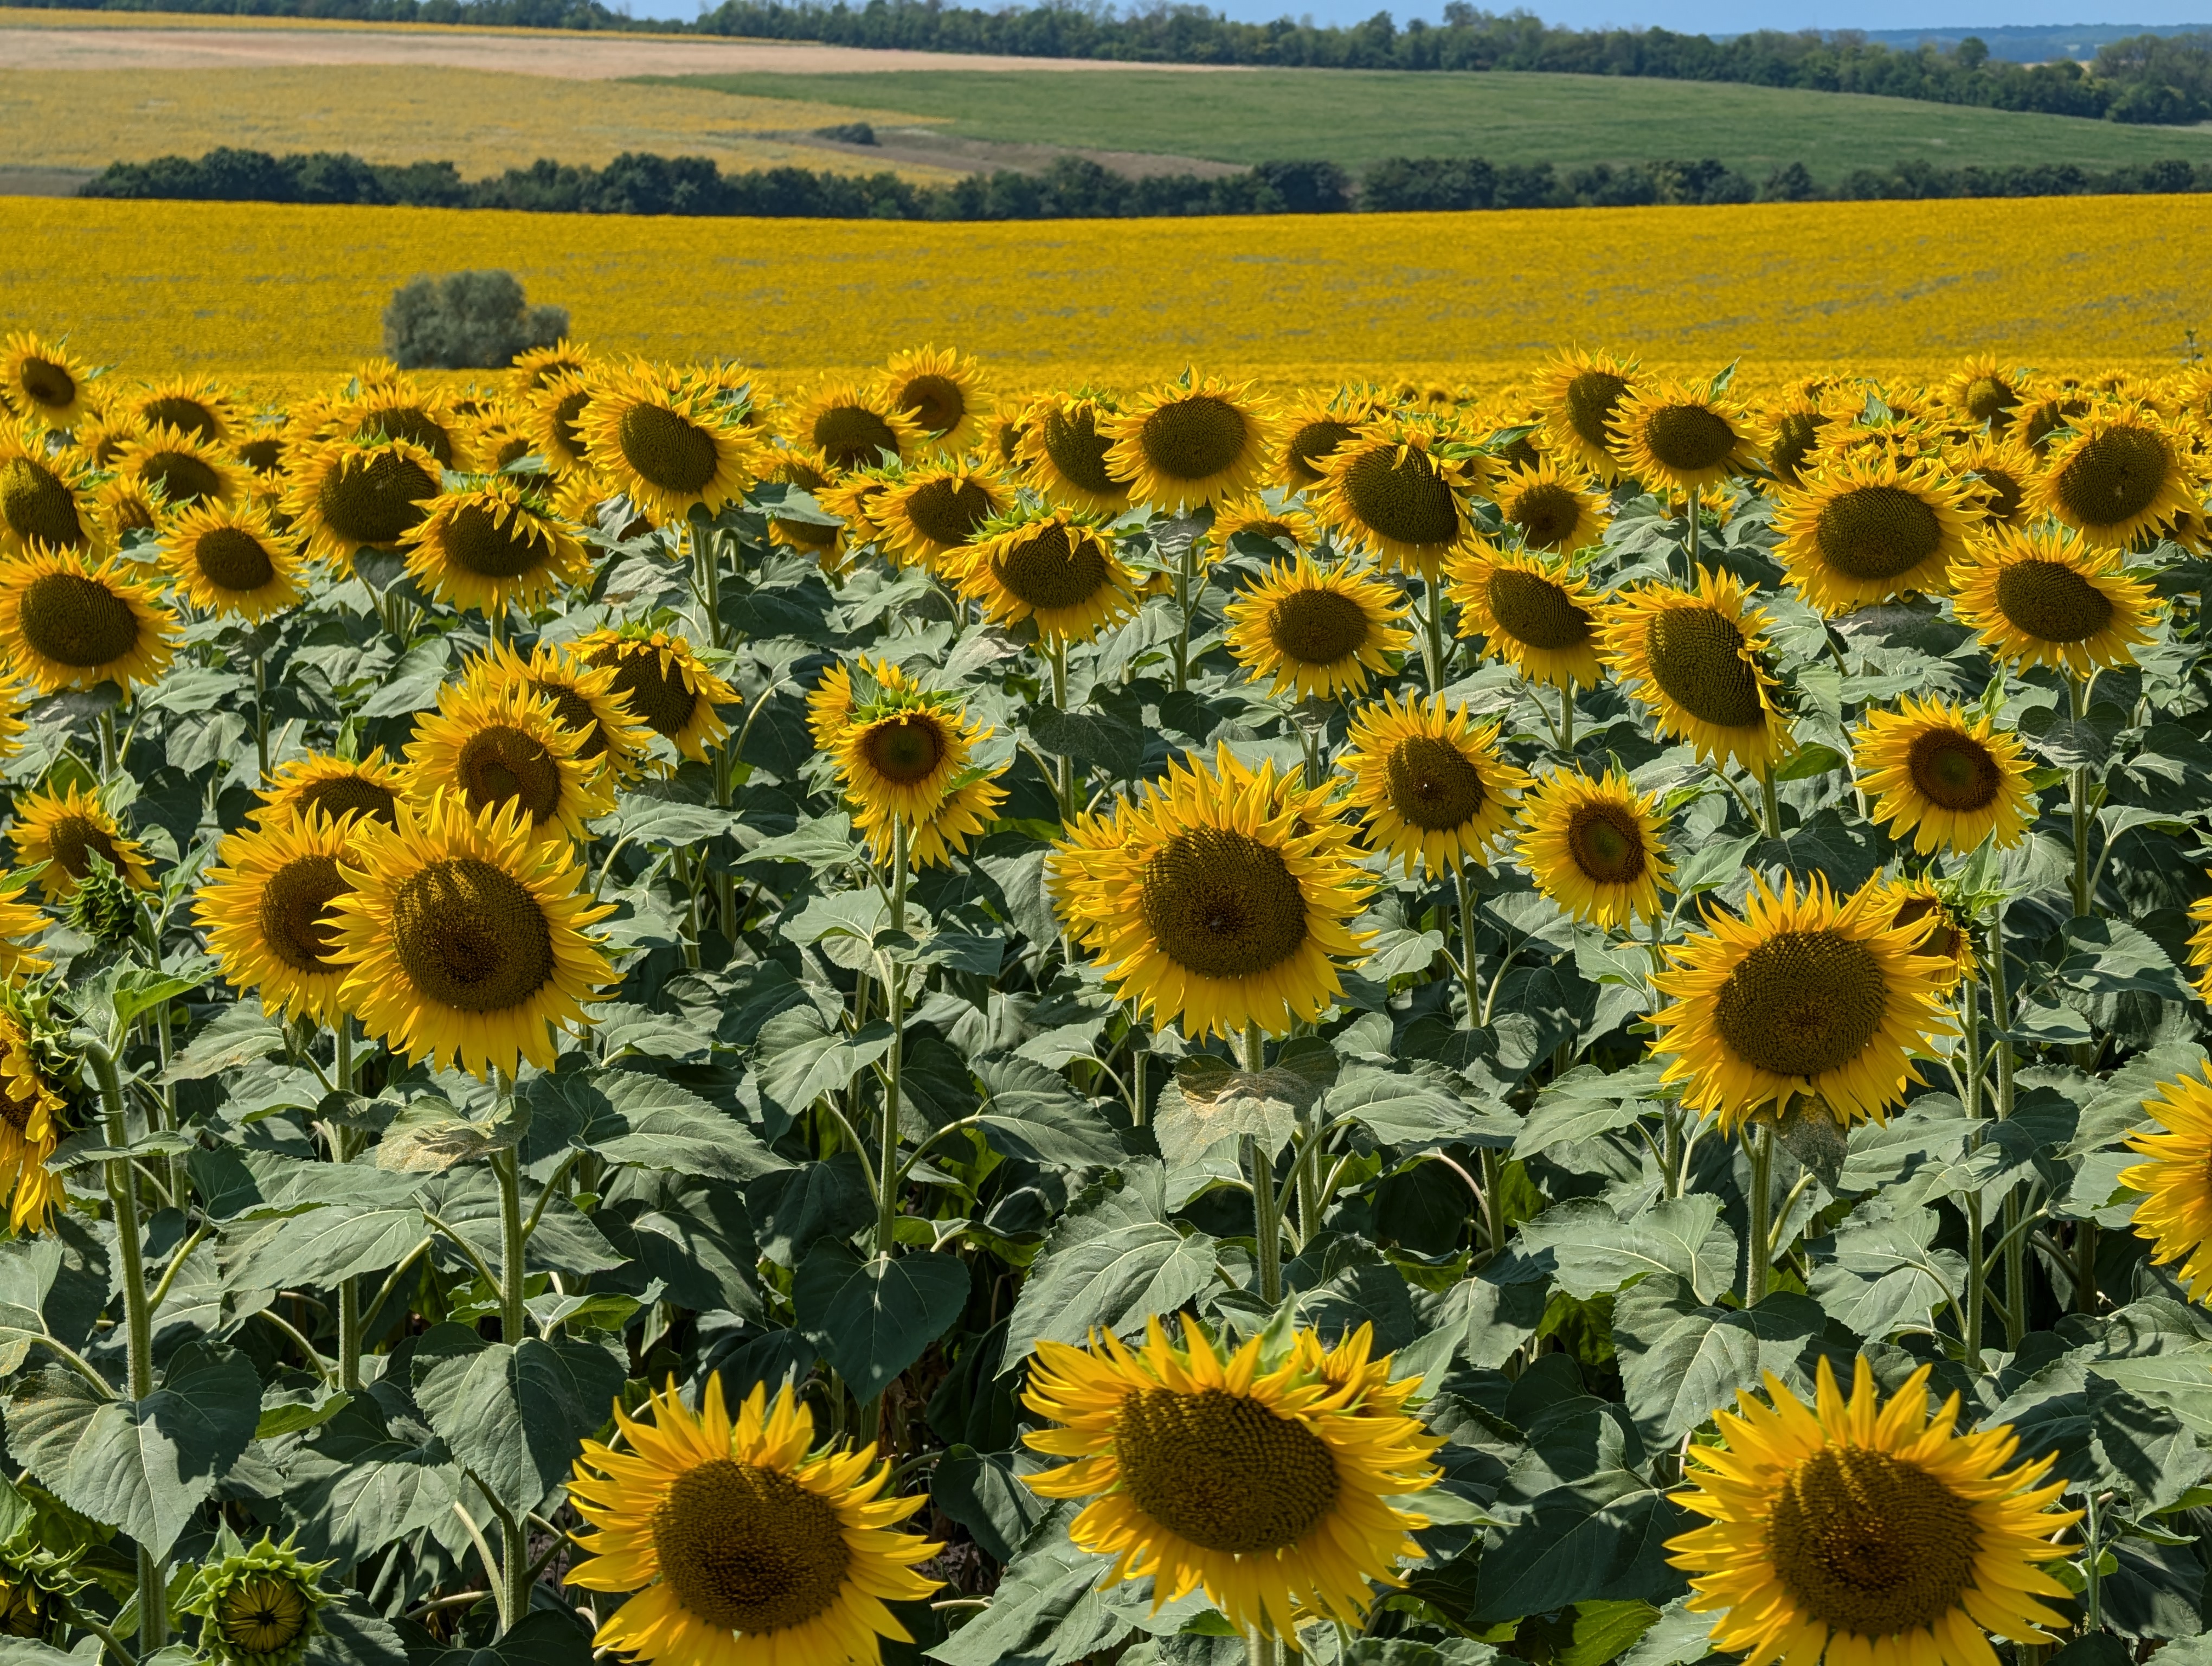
[0,419,98,555]
[10,782,156,904]
[1209,493,1319,554]
[1340,691,1530,876]
[160,500,302,622]
[194,811,362,1028]
[834,683,987,826]
[282,434,442,569]
[576,629,740,764]
[528,369,599,475]
[1221,553,1410,700]
[182,1533,333,1666]
[1022,1316,1441,1640]
[1853,696,2036,856]
[1948,523,2161,674]
[1597,567,1795,772]
[1102,376,1275,511]
[1,333,92,431]
[1515,768,1672,928]
[0,988,75,1235]
[116,422,247,513]
[400,481,589,616]
[1650,872,1956,1131]
[1308,415,1478,576]
[805,653,916,753]
[1869,873,1978,992]
[341,381,473,471]
[1444,544,1605,689]
[2031,405,2201,548]
[0,544,179,694]
[576,363,763,526]
[565,1375,942,1666]
[789,379,928,475]
[1492,455,1611,555]
[870,463,1012,568]
[1533,348,1638,482]
[254,751,406,834]
[507,337,591,395]
[1771,453,1984,614]
[948,504,1142,642]
[1610,380,1756,491]
[123,376,233,446]
[1015,393,1135,515]
[1943,353,2025,431]
[327,791,615,1079]
[876,344,991,453]
[1054,745,1374,1038]
[461,638,655,784]
[2121,1066,2212,1302]
[1275,387,1389,490]
[404,680,615,843]
[1763,399,1833,487]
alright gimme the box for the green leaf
[1154,1054,1311,1167]
[925,1504,1123,1666]
[747,1155,876,1266]
[1771,744,1845,782]
[410,1327,627,1516]
[794,1245,970,1402]
[931,1444,1049,1562]
[374,1097,518,1175]
[421,1611,594,1666]
[2064,1042,2210,1155]
[305,1595,410,1666]
[5,1341,259,1559]
[160,999,285,1082]
[1516,1062,1666,1157]
[1808,1199,1966,1338]
[1001,1220,1219,1371]
[1559,1600,1667,1666]
[1470,1471,1689,1623]
[281,1388,460,1564]
[2052,917,2195,1005]
[1327,1062,1515,1148]
[1517,1196,1736,1304]
[973,1054,1126,1170]
[222,1197,428,1292]
[754,1008,896,1118]
[1613,1276,1827,1444]
[524,1065,786,1182]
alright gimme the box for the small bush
[382,268,568,369]
[815,121,878,145]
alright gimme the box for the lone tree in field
[383,270,568,370]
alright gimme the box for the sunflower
[73,408,145,472]
[1102,377,1274,511]
[182,1533,331,1666]
[1610,381,1756,491]
[876,345,990,453]
[0,876,48,989]
[2015,390,2091,457]
[1022,1317,1440,1641]
[1308,416,1478,576]
[0,544,178,694]
[1948,524,2160,675]
[1221,555,1409,700]
[255,751,407,830]
[342,383,473,471]
[1016,394,1134,515]
[10,783,155,903]
[1946,437,2037,530]
[161,501,302,622]
[468,409,538,476]
[528,371,598,476]
[2032,407,2200,548]
[815,472,894,567]
[805,654,916,752]
[194,812,361,1026]
[577,364,762,526]
[1340,693,1529,875]
[0,421,97,555]
[115,423,247,511]
[789,381,927,475]
[1598,569,1795,772]
[401,482,589,615]
[1054,745,1373,1039]
[987,405,1029,468]
[576,630,739,763]
[1532,349,1638,482]
[1516,769,1671,927]
[761,454,849,566]
[1870,874,1978,992]
[121,377,232,446]
[1771,454,1983,614]
[2120,1066,2212,1300]
[282,435,442,568]
[1493,456,1610,555]
[1671,1355,2075,1666]
[566,1374,941,1666]
[1275,388,1389,491]
[508,337,591,395]
[1853,698,2035,856]
[834,684,989,827]
[0,995,70,1235]
[1444,544,1605,689]
[1942,354,2024,432]
[327,792,613,1079]
[1650,874,1954,1131]
[404,681,615,843]
[1763,398,1833,487]
[1210,494,1319,553]
[870,464,1012,569]
[462,639,655,783]
[948,505,1142,642]
[868,770,1009,869]
[1,333,91,431]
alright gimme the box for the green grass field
[648,67,2212,181]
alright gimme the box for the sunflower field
[2,328,2212,1666]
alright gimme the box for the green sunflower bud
[182,1534,332,1666]
[66,853,138,949]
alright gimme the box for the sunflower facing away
[93,474,164,543]
[565,1375,942,1666]
[1,333,92,431]
[406,681,615,843]
[869,464,1011,569]
[834,683,989,828]
[115,422,247,512]
[401,480,589,615]
[577,631,739,764]
[2120,1066,2212,1300]
[1670,1356,2076,1666]
[1102,376,1275,511]
[1340,693,1530,875]
[1948,524,2160,674]
[1493,456,1611,555]
[161,501,303,622]
[577,364,762,525]
[462,639,655,784]
[0,992,70,1235]
[1772,454,1984,614]
[1598,568,1795,772]
[1535,349,1638,482]
[327,792,614,1078]
[284,435,442,568]
[0,875,49,990]
[254,751,407,831]
[2033,405,2199,549]
[789,381,927,475]
[0,545,178,694]
[1053,745,1373,1039]
[805,655,915,753]
[1222,554,1411,700]
[1017,394,1135,515]
[1308,417,1478,576]
[876,344,990,453]
[949,506,1142,642]
[1763,399,1833,488]
[0,420,97,555]
[10,783,155,903]
[1446,545,1606,689]
[1650,874,1954,1131]
[1871,874,1978,992]
[1022,1317,1441,1641]
[1853,698,2036,856]
[1610,380,1756,491]
[1516,769,1673,927]
[194,812,361,1027]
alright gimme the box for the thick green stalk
[1250,1632,1281,1666]
[1683,492,1698,580]
[1047,636,1074,818]
[1960,984,1986,1372]
[334,1022,363,1392]
[490,1142,530,1631]
[98,709,118,778]
[1172,523,1196,691]
[2068,674,2093,920]
[252,647,270,784]
[1758,766,1782,841]
[1420,574,1449,693]
[1744,1120,1774,1307]
[1455,868,1481,1026]
[876,817,910,1260]
[1985,907,2026,1347]
[1558,678,1576,756]
[1246,1132,1282,1307]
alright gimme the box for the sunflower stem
[1757,765,1782,841]
[1173,519,1196,692]
[2067,673,2094,922]
[1960,985,1988,1373]
[1744,1119,1774,1307]
[1558,678,1576,756]
[877,816,910,1263]
[1455,868,1482,1027]
[98,708,118,779]
[1249,1630,1281,1666]
[1244,1132,1283,1308]
[252,645,271,784]
[1681,491,1697,582]
[1420,572,1449,694]
[334,1021,364,1393]
[490,1137,533,1632]
[1047,635,1074,818]
[1984,905,2028,1348]
[1661,1105,1683,1201]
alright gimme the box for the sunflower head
[1534,349,1638,482]
[1,334,92,430]
[834,684,987,826]
[1870,873,1978,992]
[876,344,991,453]
[1445,544,1605,689]
[0,986,78,1234]
[1274,388,1388,490]
[789,380,927,475]
[1516,768,1672,927]
[576,629,739,764]
[461,639,655,783]
[255,751,407,834]
[116,422,247,512]
[528,370,598,475]
[1610,378,1756,491]
[1944,354,2024,430]
[283,434,442,568]
[870,462,1011,568]
[401,481,589,616]
[949,504,1142,642]
[806,653,916,753]
[0,544,179,694]
[1945,436,2036,530]
[1340,692,1529,876]
[1772,453,1983,614]
[162,501,301,622]
[2121,1066,2212,1301]
[1222,554,1410,700]
[195,811,362,1027]
[1597,567,1795,772]
[1308,415,1478,576]
[576,363,762,525]
[1853,696,2036,856]
[1102,376,1275,510]
[1763,400,1832,486]
[1015,393,1135,514]
[124,377,233,446]
[182,1533,332,1666]
[1209,493,1319,554]
[404,679,615,842]
[2031,406,2201,547]
[342,382,472,471]
[1493,455,1610,555]
[1948,523,2161,674]
[10,782,156,904]
[507,337,591,395]
[0,420,97,555]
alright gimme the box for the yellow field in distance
[2,194,2203,399]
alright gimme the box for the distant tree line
[78,145,2212,217]
[15,0,2212,125]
